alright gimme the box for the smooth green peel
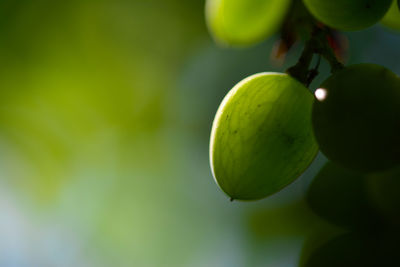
[210,73,318,200]
[303,0,393,31]
[381,0,400,31]
[312,64,400,172]
[205,0,291,46]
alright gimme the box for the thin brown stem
[286,26,344,85]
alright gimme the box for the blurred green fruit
[312,64,400,172]
[306,162,378,229]
[303,0,392,31]
[367,167,400,224]
[205,0,291,46]
[302,232,393,267]
[381,0,400,31]
[210,73,318,200]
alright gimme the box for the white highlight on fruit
[315,88,328,101]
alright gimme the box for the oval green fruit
[306,162,378,229]
[367,167,400,224]
[302,233,387,267]
[381,0,400,31]
[205,0,291,46]
[312,64,400,172]
[210,73,318,200]
[303,0,393,31]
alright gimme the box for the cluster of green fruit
[207,0,400,201]
[301,162,400,266]
[206,0,400,46]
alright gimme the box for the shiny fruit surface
[381,0,400,31]
[303,0,393,31]
[206,0,291,46]
[312,64,400,172]
[306,162,377,228]
[210,73,318,200]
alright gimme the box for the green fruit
[306,162,378,229]
[302,233,389,267]
[381,0,400,31]
[210,73,318,200]
[303,0,393,31]
[303,233,365,267]
[312,64,400,172]
[205,0,291,46]
[367,167,400,224]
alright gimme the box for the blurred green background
[0,1,399,266]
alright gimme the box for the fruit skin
[306,162,378,229]
[381,0,400,31]
[205,0,291,46]
[210,73,318,200]
[367,167,400,224]
[302,233,368,267]
[302,232,398,267]
[312,64,400,172]
[303,0,393,31]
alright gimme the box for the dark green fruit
[367,167,400,224]
[205,0,291,46]
[306,162,378,229]
[381,0,400,31]
[302,232,396,267]
[312,64,400,172]
[210,73,318,200]
[303,0,393,31]
[302,233,366,267]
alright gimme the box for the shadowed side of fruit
[301,231,399,267]
[312,64,400,172]
[381,0,400,31]
[306,162,381,229]
[303,0,393,31]
[367,167,400,225]
[205,0,291,46]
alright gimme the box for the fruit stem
[286,38,314,84]
[315,29,344,73]
[306,54,321,86]
[287,26,344,85]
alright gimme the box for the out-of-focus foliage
[0,0,204,202]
